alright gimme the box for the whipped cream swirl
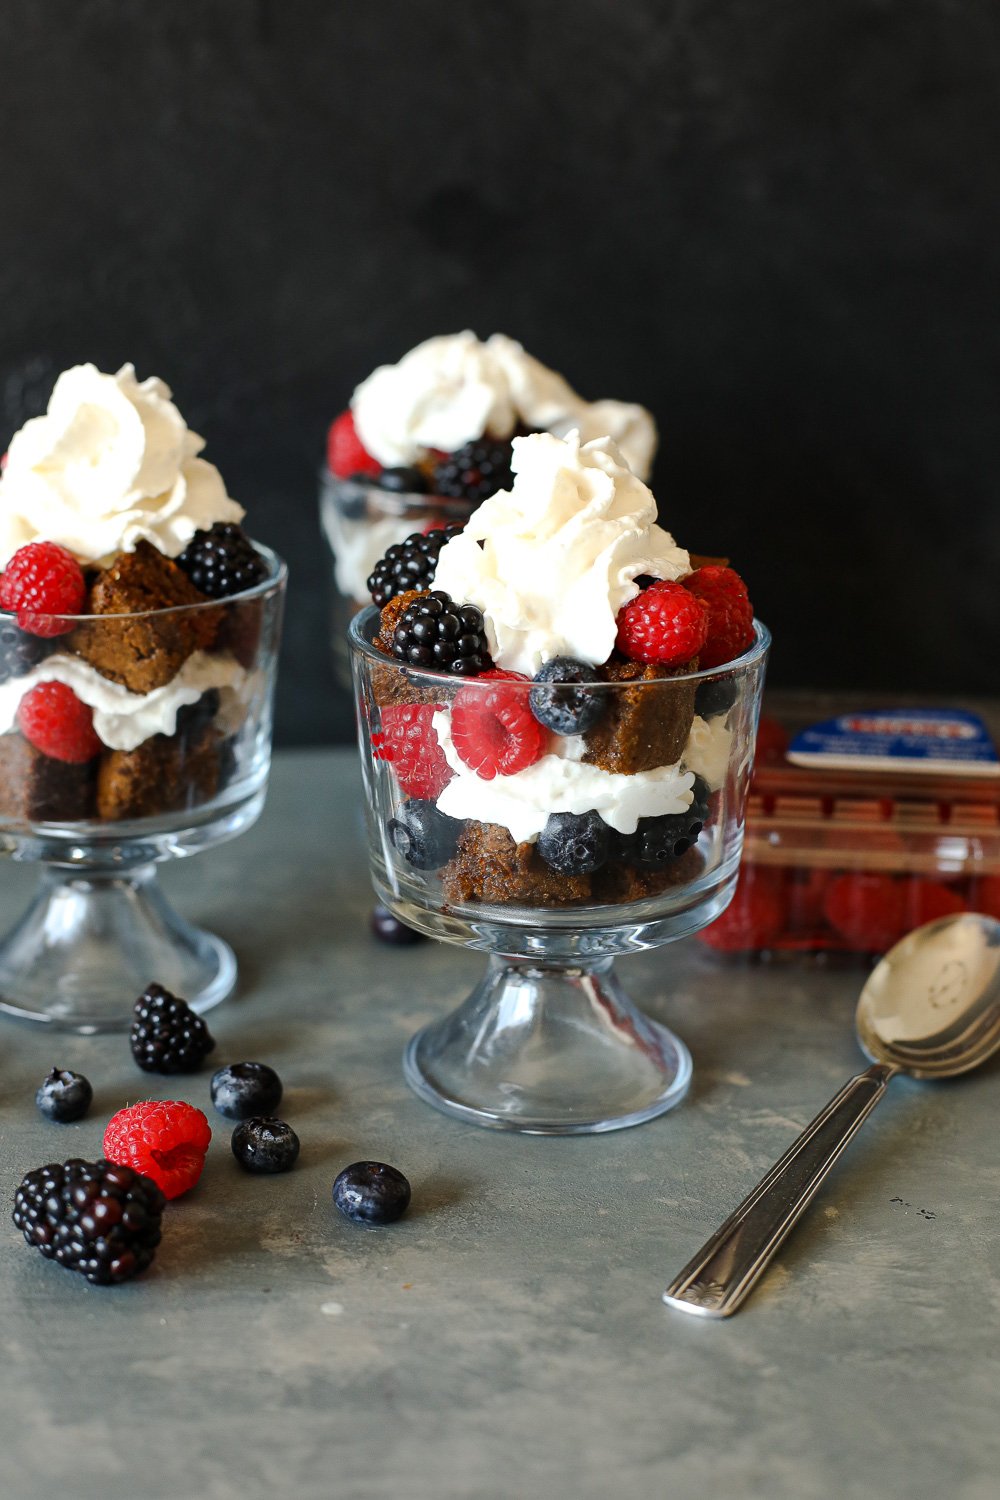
[351,332,657,480]
[432,431,689,677]
[0,363,244,567]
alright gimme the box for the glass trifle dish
[0,363,286,1030]
[350,431,769,1133]
[322,330,657,684]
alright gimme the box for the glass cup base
[402,954,692,1134]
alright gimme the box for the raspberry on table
[698,866,789,953]
[615,580,709,667]
[12,1158,165,1284]
[432,439,513,503]
[0,541,86,637]
[327,409,382,479]
[450,676,547,779]
[103,1099,212,1200]
[823,873,906,953]
[17,681,102,763]
[391,590,492,676]
[176,522,268,598]
[367,526,461,607]
[683,565,755,670]
[130,982,216,1074]
[372,701,453,800]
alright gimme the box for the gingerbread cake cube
[582,659,697,774]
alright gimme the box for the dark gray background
[0,1,997,744]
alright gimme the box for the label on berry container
[787,708,1000,778]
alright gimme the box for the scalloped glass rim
[348,606,771,688]
[0,541,286,626]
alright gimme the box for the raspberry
[683,566,755,669]
[17,681,101,763]
[103,1099,212,1200]
[450,676,546,779]
[904,878,965,928]
[615,580,709,666]
[823,873,906,952]
[0,541,86,637]
[372,702,454,799]
[698,866,789,953]
[327,409,381,479]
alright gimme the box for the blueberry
[231,1117,300,1174]
[529,657,604,735]
[694,677,738,719]
[376,465,429,494]
[537,810,612,875]
[388,798,462,870]
[35,1067,92,1123]
[211,1062,284,1120]
[333,1161,411,1226]
[369,904,426,946]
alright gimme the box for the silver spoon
[663,912,1000,1318]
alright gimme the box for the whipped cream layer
[320,491,415,603]
[0,363,244,567]
[352,332,657,480]
[433,432,689,677]
[433,710,695,845]
[683,714,734,792]
[0,651,249,752]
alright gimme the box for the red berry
[823,873,906,952]
[327,409,382,480]
[17,682,101,763]
[0,541,86,637]
[451,678,547,780]
[972,874,1000,920]
[372,702,453,800]
[753,716,788,767]
[904,878,965,928]
[103,1100,211,1201]
[698,865,789,952]
[683,566,755,669]
[615,580,709,666]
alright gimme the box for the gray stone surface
[1,748,997,1500]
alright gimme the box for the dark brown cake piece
[96,726,224,822]
[370,590,449,710]
[442,820,592,907]
[582,658,697,775]
[70,541,219,693]
[0,734,97,822]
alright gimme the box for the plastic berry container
[698,695,1000,961]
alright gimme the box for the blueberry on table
[537,810,612,875]
[211,1061,284,1120]
[231,1117,300,1174]
[529,657,604,735]
[370,904,426,946]
[35,1067,93,1123]
[388,798,462,870]
[333,1162,411,1226]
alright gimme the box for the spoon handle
[663,1063,897,1318]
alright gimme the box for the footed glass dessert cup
[0,547,286,1031]
[320,469,475,687]
[350,609,770,1134]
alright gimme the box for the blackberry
[12,1158,165,1284]
[432,439,513,503]
[694,676,738,720]
[333,1161,411,1226]
[538,810,612,876]
[231,1117,300,1174]
[367,527,461,607]
[529,657,604,735]
[211,1062,284,1121]
[36,1067,93,1123]
[388,798,462,870]
[0,618,54,684]
[376,465,430,494]
[625,778,711,868]
[391,590,491,675]
[130,982,216,1074]
[176,522,268,599]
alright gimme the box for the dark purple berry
[35,1068,93,1123]
[211,1062,283,1120]
[333,1161,411,1226]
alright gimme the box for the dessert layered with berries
[351,431,766,914]
[0,363,283,827]
[322,332,657,679]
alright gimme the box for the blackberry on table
[529,657,604,735]
[432,439,513,503]
[130,982,216,1074]
[538,810,612,875]
[0,619,54,684]
[367,527,461,607]
[176,523,268,599]
[12,1158,165,1284]
[388,798,462,870]
[391,590,491,675]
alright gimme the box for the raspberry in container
[699,695,1000,961]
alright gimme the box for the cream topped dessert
[0,362,271,823]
